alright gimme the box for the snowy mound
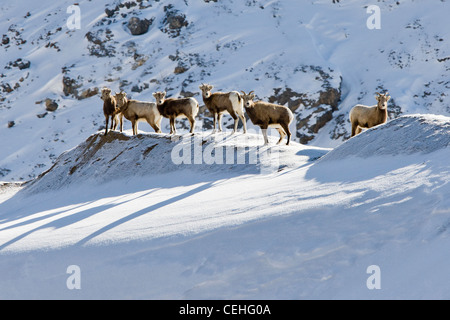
[24,131,329,193]
[318,114,450,162]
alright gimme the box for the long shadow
[0,167,228,227]
[76,181,214,247]
[0,203,115,251]
[0,189,159,252]
[305,154,429,184]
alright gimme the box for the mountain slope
[1,0,450,181]
[0,114,449,299]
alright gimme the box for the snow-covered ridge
[319,114,450,162]
[0,108,449,299]
[23,130,330,193]
[1,0,450,181]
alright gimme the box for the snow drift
[0,113,449,299]
[318,114,450,161]
[23,131,330,193]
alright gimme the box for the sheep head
[375,92,391,110]
[199,83,214,98]
[115,91,128,109]
[101,87,112,100]
[153,91,167,105]
[240,91,255,108]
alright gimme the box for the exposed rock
[78,87,99,100]
[85,29,115,57]
[105,6,119,18]
[2,34,9,45]
[1,83,13,93]
[127,17,153,36]
[0,168,11,177]
[267,66,342,144]
[45,99,58,112]
[174,65,188,74]
[62,76,82,97]
[7,121,15,128]
[161,5,189,38]
[6,58,31,70]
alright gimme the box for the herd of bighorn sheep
[100,85,391,144]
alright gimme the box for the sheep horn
[241,91,247,96]
[375,92,380,96]
[249,90,254,95]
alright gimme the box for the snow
[0,0,450,300]
[1,114,450,299]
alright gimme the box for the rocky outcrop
[160,5,189,38]
[127,17,153,36]
[268,66,342,144]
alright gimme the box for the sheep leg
[132,120,137,135]
[104,116,109,135]
[156,117,162,133]
[280,122,291,145]
[276,128,286,145]
[151,120,162,133]
[228,111,238,134]
[212,113,218,133]
[188,116,196,134]
[150,123,159,133]
[260,124,269,145]
[239,113,247,134]
[111,115,117,130]
[170,117,176,135]
[218,113,224,132]
[119,114,124,133]
[355,126,363,135]
[351,123,357,137]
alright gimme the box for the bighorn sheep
[199,83,247,134]
[240,91,294,145]
[115,91,162,135]
[101,87,119,135]
[152,91,199,134]
[349,92,390,137]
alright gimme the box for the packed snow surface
[1,0,450,300]
[0,114,449,299]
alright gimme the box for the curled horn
[375,92,381,96]
[249,90,254,95]
[241,90,247,96]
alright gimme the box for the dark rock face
[45,99,58,112]
[161,5,189,38]
[267,66,342,144]
[85,29,115,57]
[127,17,153,36]
[6,58,31,70]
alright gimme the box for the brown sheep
[100,87,119,135]
[349,92,390,137]
[199,83,247,134]
[241,91,294,145]
[115,91,162,135]
[152,91,199,134]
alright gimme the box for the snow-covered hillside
[1,0,450,181]
[0,114,449,299]
[0,0,449,300]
